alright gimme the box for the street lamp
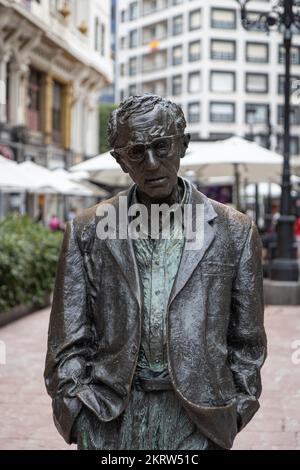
[236,0,300,282]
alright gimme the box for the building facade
[116,0,300,155]
[100,0,116,104]
[0,0,113,168]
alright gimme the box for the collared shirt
[131,178,190,378]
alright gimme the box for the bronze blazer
[44,179,267,449]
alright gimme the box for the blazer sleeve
[228,220,267,432]
[44,220,95,444]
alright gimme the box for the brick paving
[0,305,299,450]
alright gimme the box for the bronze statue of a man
[44,94,267,450]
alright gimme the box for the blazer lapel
[101,186,142,309]
[169,187,218,306]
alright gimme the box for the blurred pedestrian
[49,214,62,232]
[67,207,77,221]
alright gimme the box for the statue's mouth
[145,176,167,185]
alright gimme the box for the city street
[0,305,299,450]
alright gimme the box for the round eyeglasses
[111,134,185,163]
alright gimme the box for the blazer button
[131,344,138,355]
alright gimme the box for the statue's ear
[183,133,191,149]
[180,133,191,158]
[110,151,129,174]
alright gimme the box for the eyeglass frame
[110,133,188,163]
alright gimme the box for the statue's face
[113,106,188,201]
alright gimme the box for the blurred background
[0,0,300,451]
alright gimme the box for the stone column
[19,63,29,125]
[61,81,72,150]
[43,72,53,145]
[8,61,29,126]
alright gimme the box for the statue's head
[108,94,190,201]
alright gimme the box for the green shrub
[0,215,63,313]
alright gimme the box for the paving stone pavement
[0,305,299,450]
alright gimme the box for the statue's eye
[129,144,145,160]
[154,141,169,153]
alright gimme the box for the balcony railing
[246,56,268,63]
[142,62,167,73]
[189,53,201,62]
[142,32,168,45]
[211,20,235,30]
[188,114,200,123]
[210,113,234,123]
[211,51,235,60]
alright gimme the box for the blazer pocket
[202,261,235,277]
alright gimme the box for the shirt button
[154,260,159,266]
[155,359,160,363]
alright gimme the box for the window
[245,11,268,32]
[129,57,137,76]
[143,79,167,96]
[188,72,201,93]
[210,133,233,140]
[120,63,125,76]
[246,42,269,63]
[101,24,105,56]
[188,102,200,123]
[129,2,138,20]
[142,50,167,72]
[211,8,236,29]
[129,29,138,48]
[143,0,168,16]
[129,84,137,96]
[27,67,42,132]
[173,15,183,35]
[279,45,300,65]
[210,102,235,123]
[245,104,269,124]
[278,75,300,94]
[172,75,182,96]
[172,45,183,65]
[173,0,183,4]
[94,17,101,52]
[142,20,168,44]
[52,81,62,145]
[211,40,236,60]
[189,40,201,62]
[277,135,299,155]
[189,9,201,31]
[246,73,268,93]
[120,36,126,49]
[211,71,235,93]
[50,0,65,13]
[277,105,300,126]
[121,10,126,22]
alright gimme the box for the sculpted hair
[107,94,186,149]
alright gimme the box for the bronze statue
[44,94,267,450]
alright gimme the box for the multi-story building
[100,0,117,103]
[0,0,113,168]
[116,0,300,156]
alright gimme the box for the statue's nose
[144,148,160,170]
